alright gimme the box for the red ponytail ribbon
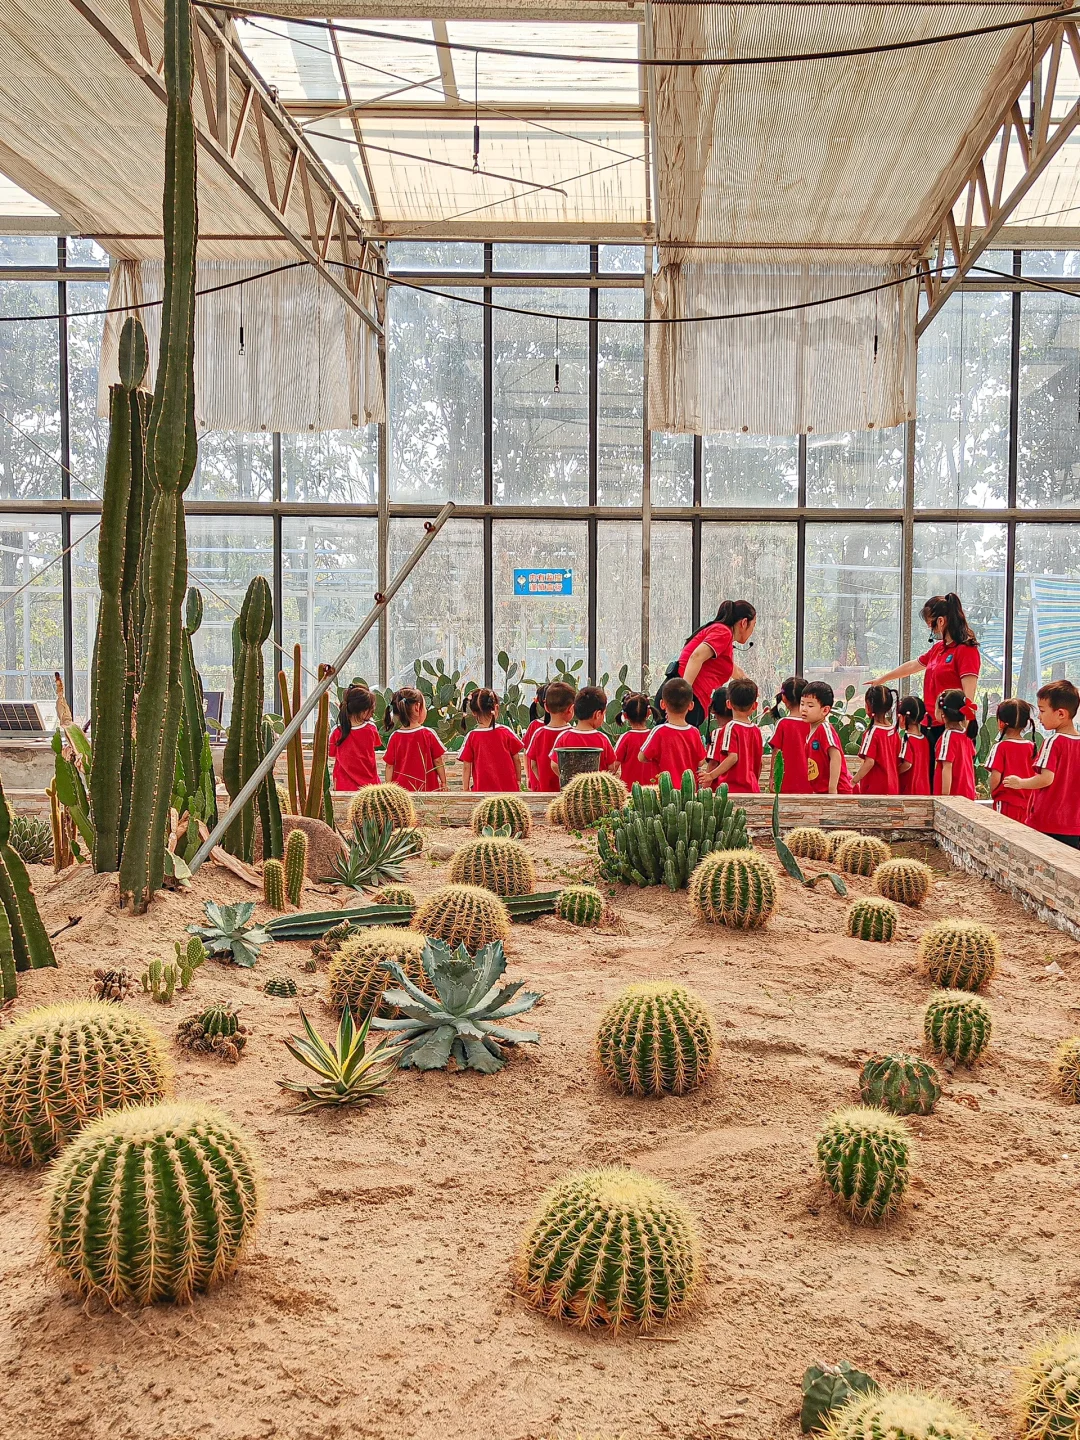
[962,699,978,721]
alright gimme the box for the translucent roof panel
[445,22,640,106]
[236,19,345,102]
[0,171,57,217]
[333,20,454,105]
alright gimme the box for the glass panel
[651,431,694,506]
[389,285,483,502]
[597,287,642,505]
[65,239,109,267]
[1021,251,1080,276]
[281,429,378,504]
[804,523,902,695]
[388,242,484,272]
[447,21,640,106]
[599,244,645,274]
[185,517,274,726]
[0,515,62,708]
[493,244,589,273]
[915,290,1011,508]
[67,281,109,500]
[1013,523,1080,701]
[492,519,587,678]
[388,518,484,690]
[1018,289,1080,508]
[70,515,100,719]
[976,250,1016,276]
[912,523,1006,701]
[649,522,693,681]
[235,18,345,102]
[702,433,798,508]
[492,287,588,505]
[700,522,797,704]
[190,432,274,501]
[596,521,640,683]
[0,236,57,265]
[805,427,905,508]
[0,279,61,499]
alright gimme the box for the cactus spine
[559,772,628,829]
[689,849,776,928]
[835,835,892,876]
[785,827,830,861]
[412,884,511,952]
[596,982,715,1097]
[263,858,285,910]
[284,828,308,904]
[924,990,992,1065]
[598,770,749,890]
[816,1106,913,1223]
[874,857,934,907]
[0,776,56,1000]
[448,836,536,897]
[264,976,297,998]
[824,1390,989,1440]
[556,885,604,927]
[845,897,898,943]
[1015,1332,1080,1440]
[327,928,429,1016]
[918,919,1000,992]
[859,1053,941,1116]
[45,1101,260,1304]
[348,783,417,832]
[472,795,531,838]
[222,577,275,862]
[1052,1038,1080,1103]
[515,1168,702,1331]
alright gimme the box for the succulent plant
[845,897,898,943]
[596,982,715,1097]
[264,975,297,998]
[188,901,271,969]
[448,835,536,897]
[323,820,420,892]
[44,1100,260,1304]
[771,793,848,897]
[284,828,308,904]
[515,1167,702,1331]
[347,783,417,833]
[177,1003,248,1062]
[924,990,992,1065]
[0,1002,169,1165]
[918,919,1000,993]
[785,827,831,861]
[823,1389,988,1440]
[311,918,355,964]
[598,771,750,891]
[835,835,892,877]
[874,857,934,908]
[816,1106,913,1223]
[279,1005,400,1111]
[1052,1038,1080,1103]
[327,927,430,1017]
[472,795,532,838]
[373,938,540,1072]
[0,776,56,1001]
[556,885,605,927]
[689,849,777,928]
[558,772,629,830]
[859,1053,941,1116]
[300,956,317,974]
[266,903,414,944]
[412,884,511,952]
[371,884,416,908]
[801,1361,879,1434]
[7,815,52,866]
[546,797,566,826]
[91,966,134,1003]
[1015,1332,1080,1440]
[826,830,865,860]
[221,577,281,865]
[263,858,285,910]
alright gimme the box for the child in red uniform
[701,678,762,793]
[638,677,706,787]
[612,692,658,787]
[800,681,854,794]
[382,686,447,792]
[551,687,618,779]
[987,698,1037,825]
[524,680,575,794]
[522,684,549,773]
[328,684,381,792]
[1003,680,1080,849]
[897,694,931,795]
[852,684,900,795]
[459,687,525,793]
[699,685,732,788]
[767,676,810,793]
[933,689,977,800]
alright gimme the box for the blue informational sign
[513,568,573,597]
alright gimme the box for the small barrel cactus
[1015,1332,1080,1440]
[874,857,934,908]
[412,884,511,952]
[347,783,417,832]
[177,1005,248,1062]
[826,829,865,860]
[596,982,715,1097]
[264,976,297,998]
[859,1053,941,1116]
[448,836,536,897]
[327,928,430,1017]
[371,884,417,908]
[689,850,776,929]
[284,828,308,904]
[918,919,999,993]
[515,1167,702,1331]
[44,1100,261,1305]
[263,858,285,910]
[559,772,628,829]
[1052,1038,1080,1103]
[824,1389,989,1440]
[816,1106,913,1223]
[785,826,830,861]
[199,1003,242,1039]
[0,1002,169,1165]
[835,835,892,877]
[924,989,992,1065]
[556,885,605,928]
[546,797,566,826]
[845,896,898,943]
[472,795,531,839]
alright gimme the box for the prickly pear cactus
[559,772,629,830]
[823,1389,989,1440]
[371,884,417,908]
[859,1053,941,1116]
[924,990,992,1065]
[845,897,898,943]
[448,836,536,897]
[816,1106,913,1224]
[1015,1332,1080,1440]
[1052,1038,1080,1103]
[835,835,892,877]
[264,976,297,998]
[595,982,715,1097]
[785,827,830,861]
[412,884,511,952]
[263,858,285,910]
[327,928,430,1017]
[284,829,308,905]
[347,783,417,832]
[918,919,999,993]
[688,850,776,928]
[555,885,605,928]
[874,858,934,908]
[472,795,531,839]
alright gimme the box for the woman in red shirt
[670,599,757,728]
[328,684,381,791]
[382,687,447,792]
[766,676,810,793]
[458,688,525,792]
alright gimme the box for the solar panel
[0,701,45,733]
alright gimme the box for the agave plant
[322,820,421,892]
[188,901,271,969]
[278,1005,400,1112]
[372,938,540,1074]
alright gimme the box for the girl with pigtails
[852,684,901,795]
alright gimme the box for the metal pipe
[188,500,455,873]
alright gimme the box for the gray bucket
[557,746,603,788]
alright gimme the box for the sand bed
[1,826,1078,1440]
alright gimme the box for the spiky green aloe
[816,1106,913,1223]
[279,1006,400,1111]
[322,820,420,892]
[858,1053,941,1117]
[188,901,270,969]
[595,982,715,1097]
[0,776,56,1001]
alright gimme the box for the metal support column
[899,417,917,677]
[57,237,75,707]
[483,243,494,687]
[640,247,652,690]
[1003,249,1022,696]
[587,266,599,681]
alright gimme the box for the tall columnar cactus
[874,858,934,908]
[859,1053,941,1117]
[785,827,830,861]
[515,1168,702,1331]
[924,990,992,1065]
[327,927,430,1017]
[284,827,308,904]
[412,884,511,952]
[347,783,417,831]
[1052,1038,1080,1103]
[598,771,750,891]
[816,1106,913,1224]
[918,919,1000,993]
[688,849,777,928]
[595,982,716,1097]
[472,795,531,838]
[263,858,285,910]
[0,1002,168,1164]
[448,836,536,897]
[222,577,275,862]
[559,772,628,829]
[119,0,199,912]
[44,1101,261,1304]
[835,835,892,877]
[1015,1333,1080,1440]
[555,885,604,927]
[845,897,898,943]
[177,586,216,829]
[824,1389,989,1440]
[0,776,56,1001]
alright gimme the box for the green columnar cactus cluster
[785,827,831,861]
[412,884,511,952]
[347,783,417,832]
[0,778,56,1002]
[689,850,777,928]
[284,829,307,904]
[555,885,604,927]
[515,1168,702,1331]
[835,835,892,877]
[0,1002,169,1165]
[826,830,865,860]
[598,771,750,891]
[1015,1333,1080,1440]
[859,1053,941,1116]
[7,815,52,865]
[264,976,297,998]
[448,836,536,897]
[559,772,629,829]
[595,982,715,1097]
[327,928,430,1017]
[924,990,992,1065]
[222,577,278,863]
[918,919,1000,992]
[263,858,285,910]
[874,858,934,907]
[371,884,416,908]
[44,1100,261,1304]
[1052,1039,1080,1103]
[472,795,531,838]
[845,897,898,943]
[823,1390,988,1440]
[816,1106,913,1223]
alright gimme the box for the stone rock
[254,814,346,879]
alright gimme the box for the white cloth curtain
[97,258,384,431]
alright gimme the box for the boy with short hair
[551,686,618,777]
[800,680,854,795]
[638,676,706,786]
[700,677,763,793]
[1002,679,1080,849]
[524,680,576,793]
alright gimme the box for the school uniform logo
[807,739,822,783]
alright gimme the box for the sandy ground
[1,823,1078,1440]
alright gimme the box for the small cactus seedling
[859,1053,941,1116]
[823,1389,988,1440]
[279,1005,400,1111]
[785,827,830,861]
[835,835,892,877]
[347,783,417,832]
[448,836,536,897]
[546,797,566,826]
[918,919,1000,993]
[515,1168,702,1331]
[825,830,865,860]
[846,897,898,943]
[1052,1038,1080,1103]
[472,795,531,838]
[924,990,992,1065]
[263,858,286,910]
[284,828,308,904]
[556,885,605,927]
[816,1106,913,1224]
[412,884,511,952]
[264,976,297,998]
[91,967,134,1003]
[1015,1332,1080,1440]
[874,858,934,908]
[596,982,715,1097]
[689,850,776,928]
[559,772,629,829]
[140,936,206,1003]
[327,928,429,1017]
[371,884,416,908]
